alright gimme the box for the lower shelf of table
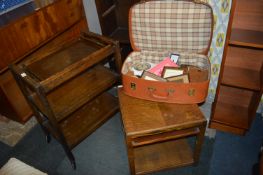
[133,139,194,175]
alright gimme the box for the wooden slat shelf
[23,36,115,93]
[132,128,199,147]
[134,139,194,175]
[25,38,103,80]
[229,29,263,49]
[211,85,254,134]
[60,92,119,148]
[33,65,118,122]
[222,46,263,91]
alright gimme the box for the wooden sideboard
[0,0,88,123]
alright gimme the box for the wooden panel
[230,29,263,48]
[0,71,32,123]
[60,92,119,148]
[134,139,194,174]
[212,85,254,131]
[222,46,263,90]
[232,0,263,32]
[0,86,22,121]
[0,0,83,72]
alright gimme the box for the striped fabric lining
[123,51,210,77]
[130,0,212,53]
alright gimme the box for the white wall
[83,0,102,34]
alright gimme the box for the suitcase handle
[148,87,169,99]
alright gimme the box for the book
[148,57,178,76]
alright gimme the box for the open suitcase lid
[121,0,214,104]
[129,0,213,54]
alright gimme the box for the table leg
[194,121,207,164]
[125,136,136,175]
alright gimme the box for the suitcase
[120,0,213,104]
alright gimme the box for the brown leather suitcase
[120,0,213,104]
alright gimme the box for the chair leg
[67,150,76,170]
[38,124,52,143]
[45,133,51,143]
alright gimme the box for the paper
[148,58,178,76]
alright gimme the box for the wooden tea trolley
[118,89,207,175]
[10,31,122,169]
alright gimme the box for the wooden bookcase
[94,0,140,61]
[209,0,263,135]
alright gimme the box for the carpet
[0,141,12,166]
[1,113,263,175]
[0,117,37,146]
[0,113,214,175]
[1,124,65,175]
[209,114,263,175]
[56,113,214,175]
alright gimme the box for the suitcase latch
[130,83,136,90]
[188,89,196,96]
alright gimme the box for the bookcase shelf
[221,46,263,91]
[209,0,263,135]
[211,85,254,134]
[229,29,263,49]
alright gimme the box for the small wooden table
[118,89,207,175]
